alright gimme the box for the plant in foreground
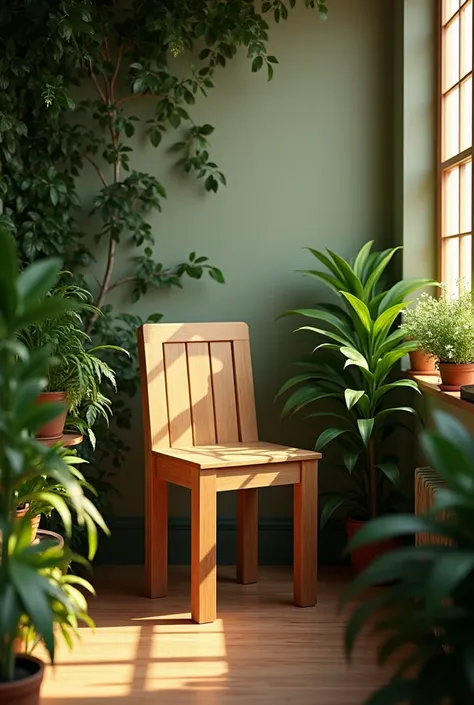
[279,241,435,534]
[0,227,106,692]
[344,409,474,705]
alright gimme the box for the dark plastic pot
[0,655,44,705]
[35,391,68,440]
[345,518,401,575]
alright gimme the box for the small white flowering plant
[401,286,474,364]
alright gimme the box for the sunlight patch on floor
[41,617,228,698]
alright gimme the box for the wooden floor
[41,566,387,705]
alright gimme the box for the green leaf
[345,389,365,410]
[305,247,347,284]
[280,307,355,343]
[376,462,400,486]
[347,514,448,551]
[377,277,439,315]
[372,302,408,343]
[0,226,19,322]
[352,240,374,280]
[17,258,62,307]
[426,552,474,616]
[341,346,369,371]
[344,449,361,473]
[374,343,416,384]
[277,371,337,398]
[373,379,421,405]
[357,418,374,446]
[252,56,264,72]
[297,325,350,347]
[340,291,372,333]
[281,386,338,417]
[300,269,346,295]
[375,407,418,424]
[326,249,364,298]
[10,563,55,660]
[362,247,401,299]
[315,427,348,451]
[320,493,351,529]
[208,267,225,283]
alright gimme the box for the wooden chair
[137,322,320,623]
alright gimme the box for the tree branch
[84,154,108,188]
[87,235,117,334]
[111,44,125,95]
[88,62,107,103]
[108,275,136,292]
[116,92,164,106]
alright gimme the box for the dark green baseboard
[95,517,348,566]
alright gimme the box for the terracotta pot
[408,349,437,375]
[438,362,474,391]
[0,655,44,705]
[15,507,41,543]
[30,515,41,542]
[35,529,64,551]
[35,391,68,440]
[345,518,401,575]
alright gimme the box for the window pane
[460,234,472,290]
[460,160,472,232]
[443,166,460,236]
[444,0,460,25]
[461,76,473,150]
[443,87,460,159]
[461,1,473,77]
[444,236,460,297]
[444,15,460,91]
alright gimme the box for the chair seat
[154,441,320,470]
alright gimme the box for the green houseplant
[401,287,474,390]
[0,227,106,702]
[17,281,126,441]
[14,449,94,543]
[279,241,435,571]
[345,409,474,705]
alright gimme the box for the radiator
[414,467,450,546]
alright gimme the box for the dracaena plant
[279,241,436,523]
[0,227,107,682]
[344,410,474,705]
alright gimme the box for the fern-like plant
[18,280,126,445]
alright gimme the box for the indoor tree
[0,0,330,531]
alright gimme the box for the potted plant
[0,228,107,704]
[14,449,95,544]
[401,287,474,390]
[279,241,436,572]
[344,409,474,704]
[17,281,125,440]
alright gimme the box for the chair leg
[145,472,168,599]
[236,488,258,584]
[191,472,217,623]
[293,460,318,607]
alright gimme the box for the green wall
[79,1,396,551]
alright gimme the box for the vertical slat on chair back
[137,322,258,451]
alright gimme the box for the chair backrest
[137,322,258,451]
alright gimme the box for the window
[439,0,473,297]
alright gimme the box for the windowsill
[410,374,474,414]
